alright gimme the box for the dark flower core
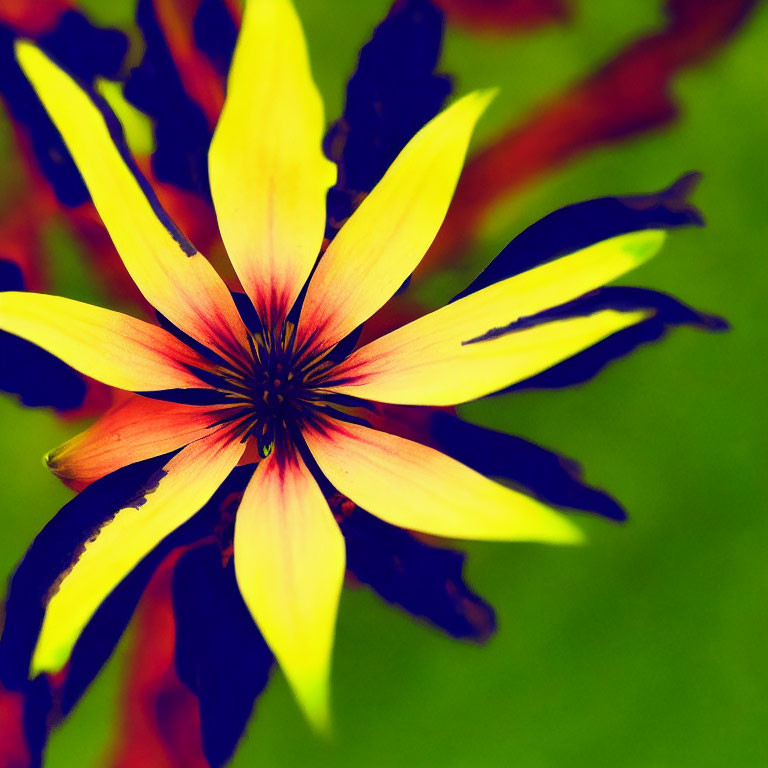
[188,322,347,458]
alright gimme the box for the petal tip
[13,36,34,61]
[554,519,587,546]
[29,637,65,680]
[625,228,667,265]
[289,671,333,736]
[456,87,498,124]
[42,448,57,473]
[527,507,587,547]
[476,86,500,108]
[14,38,48,80]
[624,308,655,326]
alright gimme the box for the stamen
[257,421,276,458]
[214,311,360,452]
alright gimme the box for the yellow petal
[304,419,583,544]
[15,41,248,364]
[327,230,664,405]
[234,448,345,733]
[297,89,496,354]
[31,428,246,676]
[209,0,335,329]
[0,292,214,392]
[332,309,646,406]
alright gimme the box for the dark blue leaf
[0,260,87,411]
[22,676,52,768]
[1,457,253,718]
[341,505,496,642]
[0,13,129,207]
[469,286,727,393]
[0,454,172,691]
[125,0,213,199]
[193,0,237,77]
[172,543,273,768]
[455,173,705,300]
[430,410,626,521]
[324,0,452,235]
[60,549,163,716]
[38,10,127,83]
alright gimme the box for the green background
[1,1,766,765]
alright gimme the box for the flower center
[206,323,338,459]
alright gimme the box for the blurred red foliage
[424,0,758,270]
[431,0,569,32]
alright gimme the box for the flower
[0,0,682,735]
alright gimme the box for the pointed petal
[324,0,451,236]
[430,411,625,521]
[60,546,171,717]
[327,230,663,405]
[0,292,213,392]
[304,419,583,544]
[234,448,344,733]
[31,428,246,676]
[15,41,248,363]
[297,90,495,354]
[0,457,166,690]
[455,174,703,299]
[333,309,645,406]
[502,285,728,393]
[46,395,239,490]
[209,0,335,328]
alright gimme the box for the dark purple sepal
[340,505,496,643]
[21,676,52,768]
[0,454,172,691]
[468,286,727,394]
[454,173,705,301]
[59,554,165,717]
[0,13,129,207]
[0,260,87,411]
[155,310,235,369]
[59,495,226,717]
[172,543,274,768]
[324,0,452,236]
[430,410,626,521]
[193,0,237,77]
[229,291,263,336]
[125,0,212,199]
[0,451,251,703]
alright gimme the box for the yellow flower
[0,0,665,733]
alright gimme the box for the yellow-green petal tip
[29,636,68,680]
[620,228,668,265]
[289,672,334,737]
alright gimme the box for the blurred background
[0,0,766,766]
